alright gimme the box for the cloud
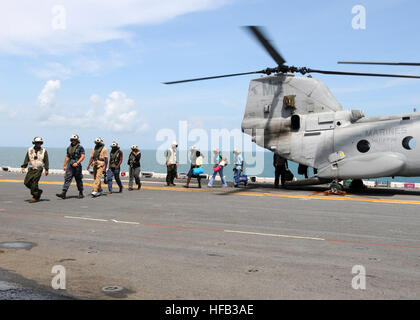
[0,0,230,54]
[103,91,148,132]
[38,86,148,133]
[32,63,72,79]
[37,80,61,110]
[90,94,102,104]
[31,52,127,79]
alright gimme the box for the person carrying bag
[184,151,204,188]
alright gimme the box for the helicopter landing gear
[328,180,345,195]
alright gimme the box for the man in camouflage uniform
[56,134,85,199]
[21,136,49,203]
[107,141,123,193]
[127,144,142,191]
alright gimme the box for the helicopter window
[402,136,416,150]
[357,140,370,153]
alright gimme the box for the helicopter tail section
[241,74,342,155]
[242,74,342,124]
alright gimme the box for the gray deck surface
[0,172,419,299]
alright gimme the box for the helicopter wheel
[329,181,343,194]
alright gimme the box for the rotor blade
[244,26,286,66]
[163,70,264,85]
[338,61,420,66]
[307,68,420,79]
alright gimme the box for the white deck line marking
[224,229,325,241]
[64,215,324,241]
[64,216,108,222]
[111,219,140,225]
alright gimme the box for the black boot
[137,183,142,190]
[184,177,191,188]
[78,191,84,199]
[56,191,66,199]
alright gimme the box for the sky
[1,0,420,149]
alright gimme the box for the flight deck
[0,171,419,299]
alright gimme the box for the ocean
[1,147,419,183]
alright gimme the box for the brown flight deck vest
[93,145,105,167]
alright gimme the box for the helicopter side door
[298,113,334,168]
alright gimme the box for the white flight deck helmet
[32,136,44,145]
[190,145,197,158]
[131,144,139,150]
[110,141,119,148]
[233,148,240,163]
[94,137,103,145]
[171,141,178,149]
[213,148,220,163]
[70,134,80,142]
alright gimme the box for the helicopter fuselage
[242,74,420,180]
[290,111,419,179]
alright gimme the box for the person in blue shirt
[233,149,244,187]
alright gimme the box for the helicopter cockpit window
[402,136,416,150]
[357,140,370,153]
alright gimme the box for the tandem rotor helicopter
[164,26,420,193]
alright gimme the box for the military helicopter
[164,26,420,193]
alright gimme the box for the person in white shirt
[166,141,178,186]
[184,150,204,188]
[189,145,197,167]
